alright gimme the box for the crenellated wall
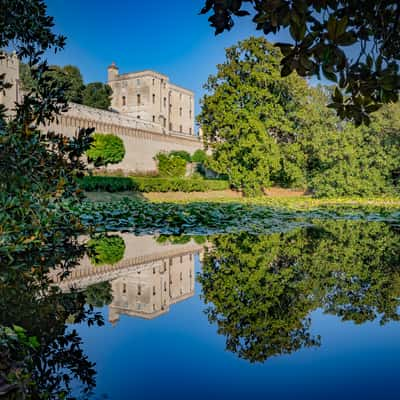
[43,103,202,172]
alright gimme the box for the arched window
[122,96,126,106]
[137,94,141,105]
[152,94,155,104]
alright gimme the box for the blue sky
[45,0,291,115]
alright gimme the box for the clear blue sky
[45,0,291,115]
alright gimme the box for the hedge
[78,176,230,193]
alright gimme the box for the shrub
[155,152,187,177]
[86,133,125,167]
[88,235,125,266]
[191,149,207,163]
[78,176,230,192]
[169,150,192,162]
[77,176,136,192]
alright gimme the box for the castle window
[180,272,183,281]
[169,258,173,266]
[122,96,126,106]
[180,256,183,264]
[163,97,166,108]
[153,267,156,274]
[152,78,155,86]
[164,281,167,292]
[153,304,156,311]
[179,125,183,133]
[137,94,141,105]
[137,79,140,86]
[189,128,192,135]
[179,107,182,116]
[137,115,140,119]
[152,115,155,122]
[137,285,141,296]
[180,93,182,100]
[163,118,166,128]
[189,110,192,119]
[123,283,127,294]
[152,94,155,104]
[153,286,156,296]
[169,122,173,131]
[189,254,192,261]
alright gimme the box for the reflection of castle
[109,252,195,322]
[53,235,202,323]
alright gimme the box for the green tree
[169,150,192,162]
[155,152,187,177]
[85,282,113,307]
[198,37,309,195]
[82,82,113,110]
[86,133,126,167]
[191,149,207,163]
[200,0,400,125]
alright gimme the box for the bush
[78,176,230,192]
[88,235,125,266]
[155,152,187,177]
[191,149,207,163]
[77,176,136,192]
[169,150,192,162]
[86,133,125,167]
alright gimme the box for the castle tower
[107,61,119,82]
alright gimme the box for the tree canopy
[198,37,400,197]
[200,0,400,125]
[86,133,125,167]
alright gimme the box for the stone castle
[0,53,201,172]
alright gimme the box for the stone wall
[44,103,203,173]
[0,52,20,114]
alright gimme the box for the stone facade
[108,63,195,136]
[0,54,202,172]
[0,52,20,114]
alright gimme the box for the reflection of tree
[85,281,113,308]
[199,221,400,363]
[0,278,103,399]
[88,234,125,266]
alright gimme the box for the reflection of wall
[109,251,195,323]
[53,235,203,322]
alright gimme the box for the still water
[64,220,400,400]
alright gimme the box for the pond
[2,219,400,399]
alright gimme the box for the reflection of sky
[77,255,400,400]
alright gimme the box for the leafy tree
[198,37,308,195]
[86,133,125,167]
[169,150,192,162]
[155,152,187,177]
[82,81,113,110]
[191,149,208,163]
[88,234,126,266]
[200,0,400,125]
[1,1,100,397]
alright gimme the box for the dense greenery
[88,234,126,266]
[169,150,192,162]
[82,82,113,110]
[199,37,400,197]
[199,221,400,362]
[78,175,230,193]
[85,282,113,308]
[86,133,125,167]
[20,63,113,110]
[200,0,400,125]
[191,149,208,163]
[155,152,187,177]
